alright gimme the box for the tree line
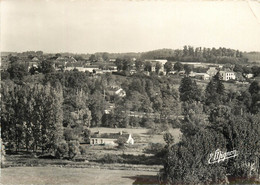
[141,46,248,64]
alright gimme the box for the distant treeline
[140,46,249,64]
[243,52,260,63]
[3,46,258,65]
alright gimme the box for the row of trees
[1,83,63,153]
[141,46,248,64]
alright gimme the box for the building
[31,57,39,62]
[90,132,134,146]
[245,73,254,79]
[219,70,236,81]
[207,67,218,78]
[64,66,99,73]
[194,73,210,80]
[107,86,126,97]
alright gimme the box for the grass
[1,167,158,185]
[2,127,180,184]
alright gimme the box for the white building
[207,67,218,78]
[219,71,236,81]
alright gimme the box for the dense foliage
[161,75,260,184]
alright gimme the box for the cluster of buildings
[132,59,239,81]
[1,53,254,82]
[188,67,236,81]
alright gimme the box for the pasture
[0,167,158,185]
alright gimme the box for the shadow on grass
[122,175,162,185]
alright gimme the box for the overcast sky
[1,0,260,53]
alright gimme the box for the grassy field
[1,127,179,185]
[0,167,158,185]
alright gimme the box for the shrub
[55,141,69,159]
[145,143,165,155]
[115,136,127,148]
[79,145,87,155]
[148,124,168,135]
[101,154,123,163]
[68,140,80,159]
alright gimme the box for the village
[1,0,260,184]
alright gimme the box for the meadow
[0,167,158,185]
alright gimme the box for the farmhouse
[219,70,236,81]
[90,131,134,146]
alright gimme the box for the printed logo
[208,149,238,164]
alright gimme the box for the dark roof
[91,132,129,139]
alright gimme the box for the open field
[1,128,179,185]
[0,167,159,185]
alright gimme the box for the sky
[1,0,260,53]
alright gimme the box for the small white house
[245,73,254,79]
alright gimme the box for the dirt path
[0,166,159,185]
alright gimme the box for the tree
[174,62,183,72]
[116,136,127,148]
[1,82,64,153]
[144,61,152,72]
[135,60,144,72]
[89,91,105,127]
[249,81,260,114]
[39,60,55,74]
[115,58,123,71]
[163,132,174,149]
[7,62,28,81]
[55,140,69,159]
[162,128,227,184]
[155,62,162,74]
[233,64,243,73]
[183,64,193,75]
[181,101,208,136]
[164,61,173,74]
[251,66,260,77]
[102,52,109,62]
[179,77,201,102]
[89,54,97,63]
[68,140,80,159]
[1,138,6,167]
[249,81,259,95]
[9,55,18,63]
[205,72,225,105]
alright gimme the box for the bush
[115,136,127,148]
[145,143,165,155]
[147,124,169,135]
[55,141,69,159]
[100,154,123,163]
[79,145,87,155]
[68,140,80,159]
